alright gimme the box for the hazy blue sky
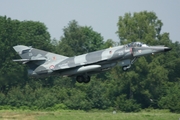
[0,0,179,42]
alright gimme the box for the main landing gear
[76,75,91,83]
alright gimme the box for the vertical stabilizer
[13,45,68,61]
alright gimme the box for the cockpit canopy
[127,42,148,47]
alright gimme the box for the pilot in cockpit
[127,42,148,47]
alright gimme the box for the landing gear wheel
[76,75,91,83]
[76,75,84,83]
[122,66,128,71]
[84,76,91,83]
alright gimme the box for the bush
[115,95,141,112]
[158,84,180,113]
[52,104,68,110]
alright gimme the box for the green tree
[0,16,53,91]
[55,20,104,56]
[0,16,26,91]
[158,84,180,113]
[0,13,180,112]
[16,20,52,50]
[117,11,163,45]
[115,11,177,110]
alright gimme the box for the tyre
[83,76,91,83]
[76,75,84,83]
[122,66,128,71]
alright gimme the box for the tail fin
[13,45,68,63]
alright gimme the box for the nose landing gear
[122,57,137,71]
[122,65,131,71]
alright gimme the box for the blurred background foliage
[0,11,180,113]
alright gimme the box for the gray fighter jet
[13,42,171,83]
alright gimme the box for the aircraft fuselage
[13,42,171,83]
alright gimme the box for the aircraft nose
[164,47,172,52]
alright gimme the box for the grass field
[0,110,180,120]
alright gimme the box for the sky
[0,0,179,42]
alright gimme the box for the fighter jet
[13,42,171,83]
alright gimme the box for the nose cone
[132,46,172,57]
[164,47,172,52]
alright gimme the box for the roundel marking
[49,65,55,69]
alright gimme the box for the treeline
[0,11,180,113]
